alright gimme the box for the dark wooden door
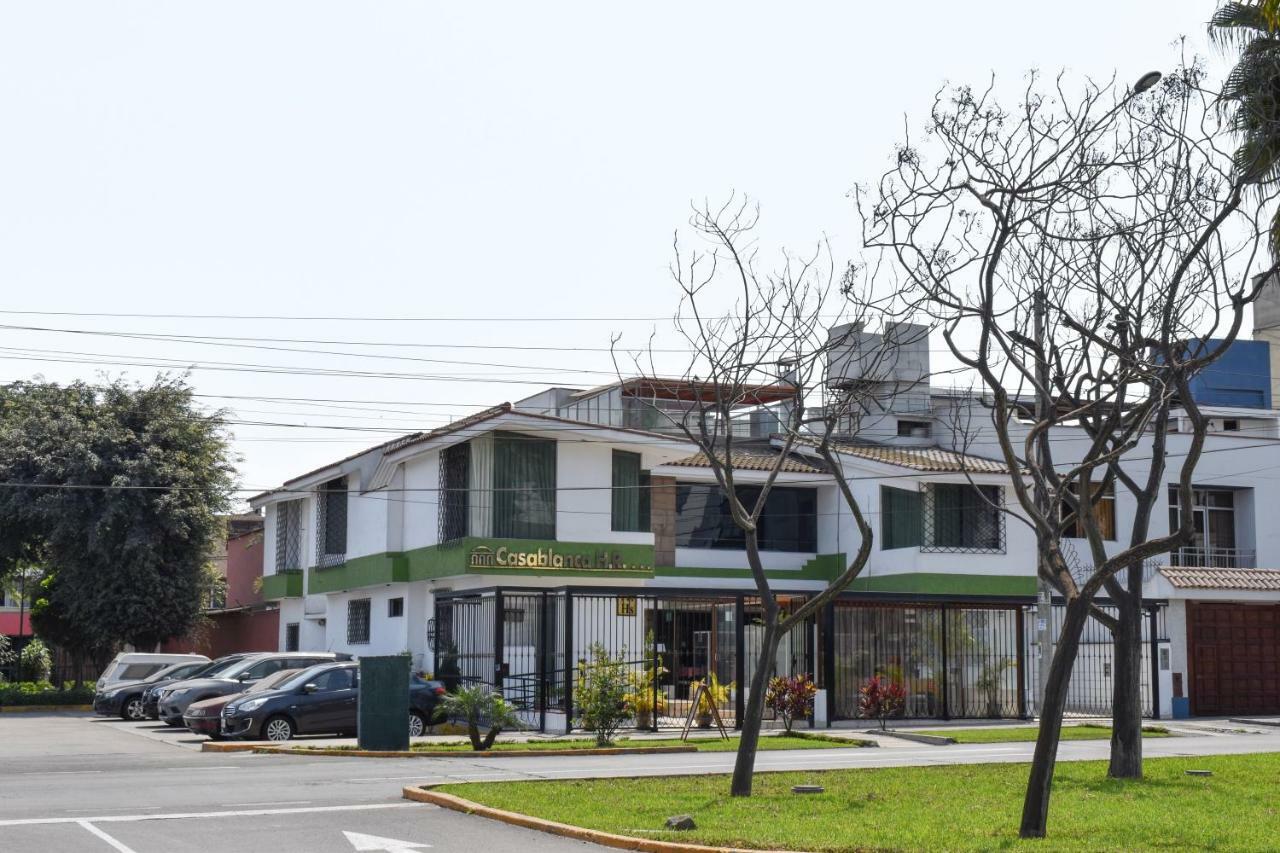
[1189,603,1280,716]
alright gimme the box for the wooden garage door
[1189,603,1280,716]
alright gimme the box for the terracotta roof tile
[1159,567,1280,591]
[817,440,1008,473]
[665,449,826,475]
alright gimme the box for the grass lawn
[906,723,1171,744]
[438,751,1280,851]
[408,732,872,753]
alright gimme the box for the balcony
[1169,547,1257,569]
[260,569,303,600]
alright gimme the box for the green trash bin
[358,654,411,751]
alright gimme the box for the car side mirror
[302,683,318,694]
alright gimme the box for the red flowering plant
[764,674,818,733]
[858,675,907,730]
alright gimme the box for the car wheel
[263,716,294,742]
[408,711,427,738]
[121,697,147,721]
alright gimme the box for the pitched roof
[809,439,1009,473]
[1159,566,1280,591]
[664,448,827,475]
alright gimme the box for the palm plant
[1212,2,1280,185]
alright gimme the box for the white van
[96,653,209,692]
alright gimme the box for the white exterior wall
[324,585,414,659]
[401,453,440,551]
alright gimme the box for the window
[439,442,470,543]
[1061,482,1116,541]
[922,483,1004,552]
[897,420,932,438]
[118,663,163,680]
[311,667,355,691]
[674,484,817,552]
[284,623,300,652]
[242,658,287,680]
[316,477,348,567]
[388,597,404,618]
[611,450,651,532]
[347,598,371,645]
[275,500,302,572]
[881,486,922,549]
[493,432,556,539]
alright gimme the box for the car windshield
[246,668,302,694]
[200,656,253,679]
[146,662,200,682]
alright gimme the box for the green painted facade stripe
[260,570,303,600]
[295,539,1034,600]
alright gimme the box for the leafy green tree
[0,376,236,656]
[575,643,630,746]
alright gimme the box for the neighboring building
[163,513,279,658]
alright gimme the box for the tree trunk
[1108,595,1144,779]
[1021,596,1091,839]
[730,619,781,797]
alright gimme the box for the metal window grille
[920,483,1005,553]
[275,500,302,572]
[439,442,470,544]
[315,477,348,568]
[284,623,300,652]
[347,598,371,645]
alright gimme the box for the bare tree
[860,64,1279,837]
[614,196,913,797]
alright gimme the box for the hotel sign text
[468,545,650,572]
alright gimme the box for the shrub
[440,683,520,751]
[576,643,631,747]
[0,681,92,707]
[765,674,818,733]
[19,639,51,683]
[858,675,907,730]
[623,658,668,729]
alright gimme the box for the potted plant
[624,659,668,729]
[688,674,732,728]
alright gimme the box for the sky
[0,1,1232,503]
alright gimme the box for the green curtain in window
[493,432,556,539]
[882,487,922,549]
[611,450,645,532]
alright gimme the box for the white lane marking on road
[0,802,418,827]
[163,765,240,771]
[343,830,431,851]
[77,821,140,853]
[221,800,313,807]
[41,770,107,775]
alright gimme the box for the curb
[403,785,792,853]
[246,744,699,758]
[0,704,93,713]
[201,741,261,752]
[877,730,955,746]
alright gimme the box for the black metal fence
[830,602,1024,719]
[433,586,1165,732]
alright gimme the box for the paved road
[4,713,1280,852]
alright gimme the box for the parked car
[92,660,212,721]
[157,652,340,726]
[220,662,446,741]
[95,652,209,693]
[141,654,254,720]
[182,668,301,738]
